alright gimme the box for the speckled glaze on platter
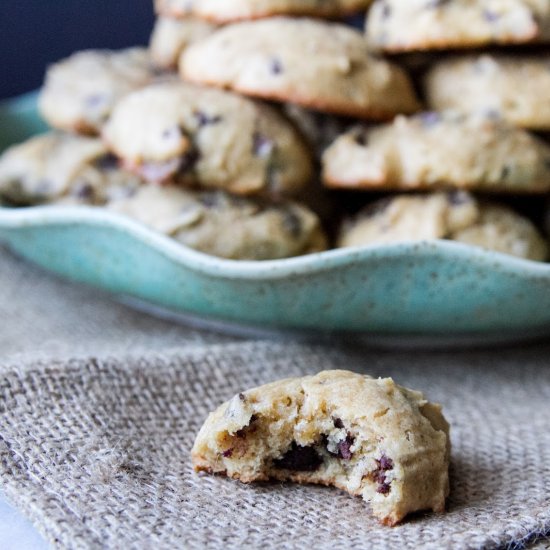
[1,92,550,339]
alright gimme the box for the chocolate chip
[419,111,440,128]
[162,126,182,141]
[448,191,470,205]
[222,449,233,458]
[73,182,95,200]
[373,470,386,485]
[333,417,345,429]
[85,94,107,107]
[178,148,201,174]
[265,163,282,193]
[238,393,246,401]
[235,414,258,438]
[378,454,394,471]
[425,0,451,7]
[273,442,323,472]
[381,1,391,18]
[270,58,283,75]
[93,153,119,171]
[353,131,368,146]
[336,434,355,460]
[483,9,499,22]
[199,192,220,208]
[193,110,222,128]
[150,65,168,78]
[359,198,392,220]
[484,109,501,121]
[366,454,394,494]
[282,210,303,239]
[252,133,275,158]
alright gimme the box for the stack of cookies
[329,0,550,261]
[0,0,549,262]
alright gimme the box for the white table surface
[0,493,47,550]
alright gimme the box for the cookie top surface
[0,132,141,206]
[366,0,550,52]
[180,17,420,119]
[192,370,450,525]
[102,80,313,195]
[424,54,550,130]
[322,111,550,193]
[149,16,217,70]
[39,48,155,135]
[155,0,372,22]
[108,184,327,259]
[338,192,548,261]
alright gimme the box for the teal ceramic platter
[1,92,550,337]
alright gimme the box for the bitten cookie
[39,48,155,135]
[424,54,550,130]
[337,192,548,261]
[322,111,550,193]
[192,370,450,526]
[180,18,420,119]
[155,0,372,23]
[366,0,550,52]
[102,81,313,195]
[108,185,327,259]
[149,16,217,70]
[0,132,141,206]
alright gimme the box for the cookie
[192,370,450,526]
[39,48,155,135]
[365,0,550,53]
[108,185,327,259]
[180,18,421,119]
[322,111,550,193]
[452,203,549,261]
[0,132,141,206]
[102,81,313,195]
[337,192,548,261]
[155,0,372,23]
[149,16,217,70]
[424,54,550,130]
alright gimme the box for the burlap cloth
[1,246,549,549]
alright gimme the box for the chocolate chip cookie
[338,192,548,261]
[424,54,550,130]
[322,111,550,193]
[0,132,141,206]
[102,80,313,195]
[39,48,155,135]
[108,184,327,259]
[180,17,420,119]
[366,0,550,52]
[192,370,450,526]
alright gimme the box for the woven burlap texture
[1,340,549,550]
[0,246,234,364]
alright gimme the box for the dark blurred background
[0,1,155,99]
